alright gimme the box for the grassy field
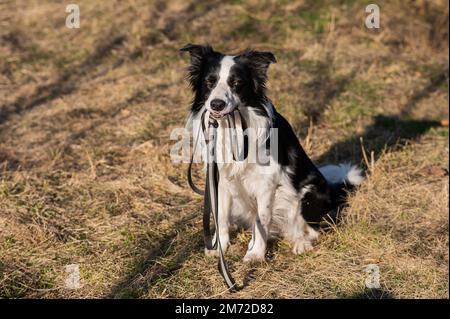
[0,0,448,298]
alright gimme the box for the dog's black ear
[241,50,276,72]
[180,43,214,89]
[239,50,276,92]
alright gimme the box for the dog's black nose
[210,99,226,111]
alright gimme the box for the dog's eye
[206,76,217,88]
[230,79,241,88]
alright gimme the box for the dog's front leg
[243,189,274,262]
[205,180,231,257]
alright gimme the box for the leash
[187,110,246,292]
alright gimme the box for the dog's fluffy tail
[319,163,364,188]
[319,163,364,222]
[318,163,363,221]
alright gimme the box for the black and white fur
[181,44,363,262]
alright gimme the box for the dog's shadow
[314,115,442,166]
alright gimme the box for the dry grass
[0,0,448,298]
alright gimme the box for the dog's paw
[204,248,219,257]
[292,240,314,255]
[243,250,265,263]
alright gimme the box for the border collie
[181,44,363,262]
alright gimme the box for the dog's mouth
[210,109,235,120]
[210,112,225,119]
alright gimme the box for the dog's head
[180,44,276,119]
